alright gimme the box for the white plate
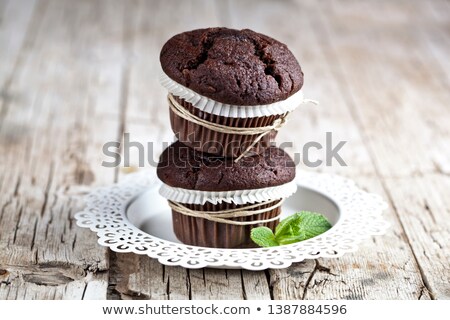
[75,170,389,270]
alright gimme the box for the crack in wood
[30,218,38,250]
[301,260,319,300]
[12,205,23,244]
[68,225,76,246]
[301,260,336,299]
[13,176,21,197]
[39,161,54,218]
[0,196,12,225]
[166,276,170,300]
[417,285,429,300]
[22,273,75,287]
[423,201,437,225]
[186,269,192,300]
[264,269,274,300]
[240,270,247,300]
[429,234,443,250]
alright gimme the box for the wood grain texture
[1,0,449,300]
[0,0,125,299]
[0,0,36,89]
[384,175,450,299]
[309,0,450,299]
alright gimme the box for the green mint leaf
[274,211,332,244]
[274,213,302,239]
[251,211,332,247]
[250,227,279,247]
[292,211,332,240]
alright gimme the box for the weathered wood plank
[0,0,126,299]
[0,266,108,300]
[189,269,244,300]
[113,253,190,300]
[311,0,450,298]
[241,270,271,300]
[0,0,37,87]
[319,0,450,178]
[384,175,450,299]
[273,177,432,300]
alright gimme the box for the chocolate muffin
[160,27,304,158]
[157,141,297,248]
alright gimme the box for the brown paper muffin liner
[169,96,282,158]
[171,199,281,248]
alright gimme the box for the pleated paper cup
[161,72,304,158]
[169,96,282,158]
[159,181,297,248]
[172,200,281,248]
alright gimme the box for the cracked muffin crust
[157,141,295,191]
[160,27,303,106]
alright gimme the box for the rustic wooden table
[0,0,449,300]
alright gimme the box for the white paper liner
[159,180,297,205]
[159,72,306,118]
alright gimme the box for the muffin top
[160,27,303,106]
[157,141,295,191]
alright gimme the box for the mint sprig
[250,227,279,248]
[250,211,332,247]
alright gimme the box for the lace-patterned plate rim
[74,170,390,270]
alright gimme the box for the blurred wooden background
[0,0,449,299]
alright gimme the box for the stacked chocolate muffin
[156,28,304,248]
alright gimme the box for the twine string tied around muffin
[168,198,284,226]
[234,98,318,161]
[168,94,289,162]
